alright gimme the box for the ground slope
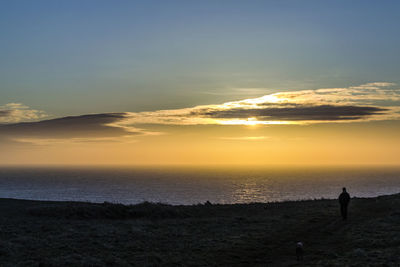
[0,193,399,266]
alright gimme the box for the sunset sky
[1,0,400,165]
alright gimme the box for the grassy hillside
[0,193,399,266]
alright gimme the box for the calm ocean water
[0,166,399,205]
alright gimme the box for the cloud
[0,110,11,117]
[192,105,387,121]
[0,113,132,137]
[353,82,396,89]
[1,82,399,144]
[12,136,139,146]
[0,113,153,144]
[0,103,47,123]
[119,82,399,126]
[201,87,275,96]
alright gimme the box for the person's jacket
[339,192,350,205]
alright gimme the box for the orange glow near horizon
[1,121,400,166]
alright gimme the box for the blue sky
[1,0,400,116]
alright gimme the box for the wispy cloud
[201,87,274,96]
[0,103,47,123]
[12,136,139,146]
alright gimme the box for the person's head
[342,187,347,192]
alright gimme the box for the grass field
[0,193,399,266]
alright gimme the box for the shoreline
[0,191,398,206]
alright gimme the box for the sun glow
[218,118,293,125]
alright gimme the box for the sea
[0,166,399,205]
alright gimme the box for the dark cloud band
[193,105,387,121]
[0,113,138,139]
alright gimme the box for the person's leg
[343,205,348,220]
[340,205,346,220]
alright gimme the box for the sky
[1,0,400,165]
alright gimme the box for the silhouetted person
[339,187,350,220]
